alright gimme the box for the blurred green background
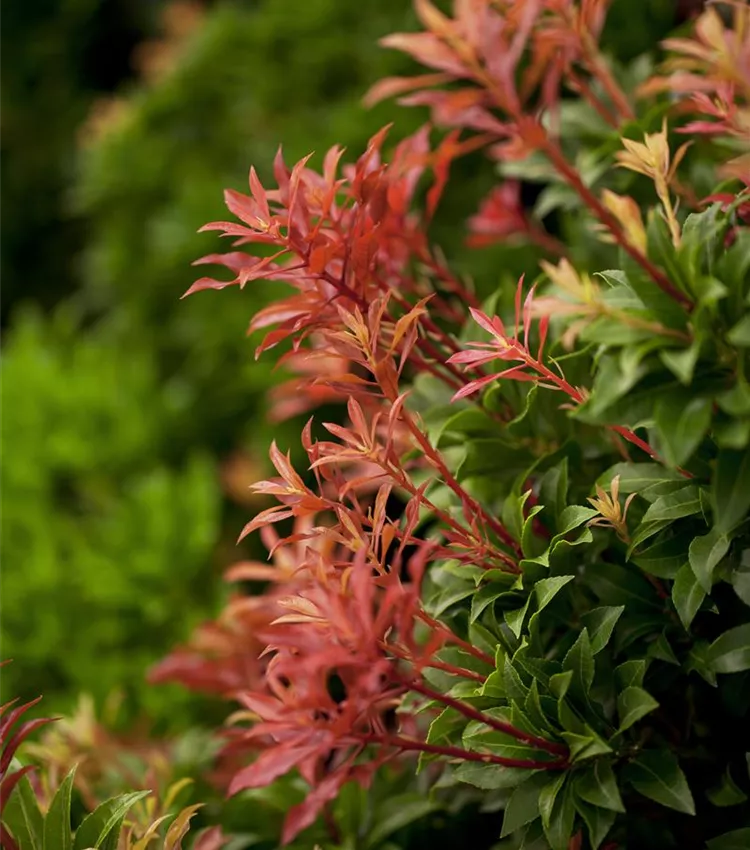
[1,0,687,730]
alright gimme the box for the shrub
[159,2,750,848]
[2,0,425,720]
[0,305,222,720]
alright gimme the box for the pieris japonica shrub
[155,2,750,848]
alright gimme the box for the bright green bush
[0,305,222,719]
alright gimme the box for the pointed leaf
[714,448,750,533]
[617,687,659,733]
[709,624,750,674]
[625,750,695,815]
[573,797,616,850]
[689,528,731,592]
[73,792,150,850]
[43,766,75,850]
[581,607,624,654]
[672,563,706,629]
[575,761,625,812]
[500,773,549,837]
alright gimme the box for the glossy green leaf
[654,394,712,467]
[453,763,537,790]
[625,750,696,815]
[562,629,594,704]
[672,563,706,629]
[73,792,150,850]
[581,606,624,654]
[573,797,617,850]
[617,687,659,732]
[500,774,549,837]
[714,448,750,533]
[542,779,576,850]
[575,760,625,812]
[615,659,647,690]
[641,486,702,524]
[690,527,731,592]
[43,766,76,850]
[709,624,750,674]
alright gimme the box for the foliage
[1,0,425,719]
[0,305,222,719]
[152,2,750,848]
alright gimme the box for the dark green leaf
[575,760,625,812]
[673,563,706,629]
[365,795,439,848]
[631,534,688,579]
[581,606,624,654]
[689,527,731,592]
[617,687,659,732]
[655,394,712,467]
[714,448,750,533]
[542,779,576,850]
[585,562,661,610]
[562,629,594,703]
[534,576,575,611]
[573,797,617,850]
[505,596,532,639]
[615,659,647,690]
[625,750,696,815]
[706,828,750,849]
[43,766,75,850]
[709,624,750,674]
[454,763,537,790]
[706,767,748,808]
[641,486,702,523]
[500,774,550,837]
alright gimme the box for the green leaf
[43,766,76,850]
[598,463,682,495]
[706,767,748,808]
[660,342,700,385]
[562,629,594,704]
[500,774,550,837]
[365,794,439,848]
[625,750,696,815]
[707,828,750,850]
[73,792,150,850]
[575,760,625,812]
[714,447,750,533]
[689,527,731,592]
[727,314,750,346]
[505,596,532,639]
[672,563,706,629]
[1,768,44,850]
[539,459,569,528]
[542,779,576,850]
[615,659,647,690]
[573,797,617,850]
[709,624,750,674]
[556,505,599,536]
[654,393,712,467]
[632,534,691,579]
[585,562,661,610]
[581,606,624,654]
[534,576,575,611]
[641,486,702,523]
[617,687,659,733]
[454,763,537,790]
[538,773,566,829]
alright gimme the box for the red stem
[404,677,568,758]
[359,733,567,770]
